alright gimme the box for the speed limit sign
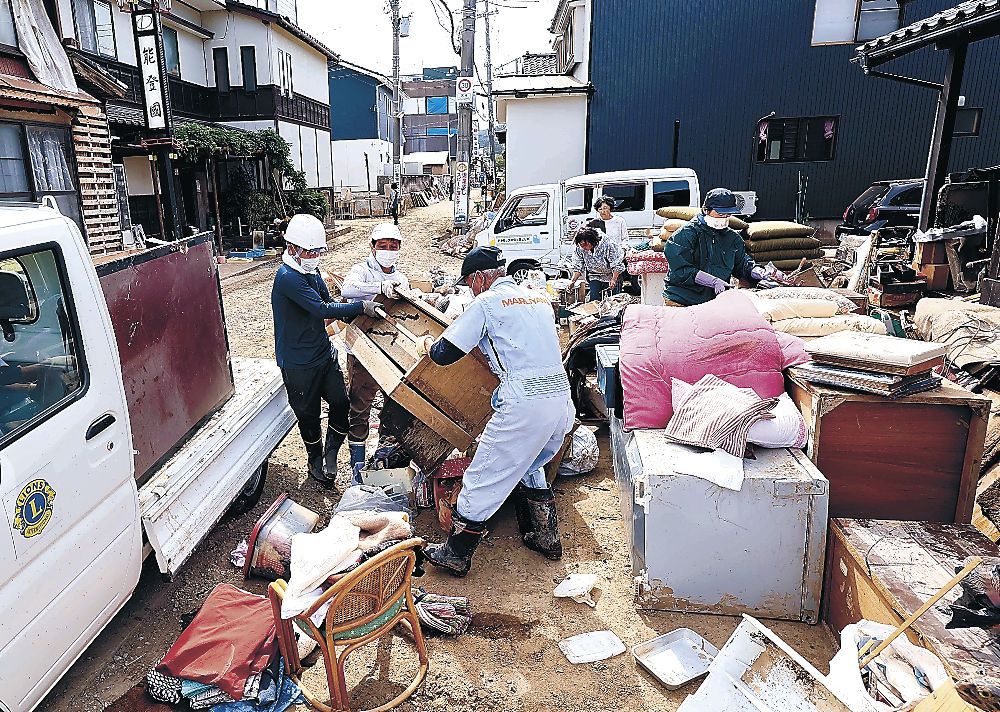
[457,76,474,105]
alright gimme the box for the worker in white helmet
[340,222,410,480]
[271,214,378,488]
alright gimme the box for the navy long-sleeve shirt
[271,265,365,369]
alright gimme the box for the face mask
[299,256,321,273]
[705,214,730,230]
[375,250,399,268]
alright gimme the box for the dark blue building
[329,59,395,144]
[583,0,1000,220]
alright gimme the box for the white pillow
[671,380,808,449]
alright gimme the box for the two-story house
[499,0,1000,222]
[55,0,336,238]
[329,58,396,193]
[0,0,120,253]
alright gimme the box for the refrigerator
[610,415,829,623]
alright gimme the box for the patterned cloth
[664,375,778,457]
[571,233,624,281]
[146,667,182,704]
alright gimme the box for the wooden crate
[823,519,1000,682]
[346,294,498,470]
[788,375,990,523]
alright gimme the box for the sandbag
[750,248,825,263]
[662,218,687,233]
[746,221,816,240]
[656,206,748,231]
[746,236,822,253]
[649,237,665,252]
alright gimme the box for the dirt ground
[39,199,838,712]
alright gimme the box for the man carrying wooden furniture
[417,246,575,577]
[341,223,411,482]
[271,214,378,488]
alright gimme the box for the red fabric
[156,584,276,699]
[619,290,807,429]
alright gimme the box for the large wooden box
[787,375,990,523]
[345,294,499,472]
[823,519,1000,681]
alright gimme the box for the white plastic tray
[632,628,719,690]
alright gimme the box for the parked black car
[837,179,923,238]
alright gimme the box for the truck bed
[138,357,295,576]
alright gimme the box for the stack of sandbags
[652,207,749,252]
[744,221,823,272]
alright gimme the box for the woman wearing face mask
[340,223,411,480]
[662,188,781,306]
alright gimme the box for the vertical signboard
[454,160,469,226]
[132,11,171,132]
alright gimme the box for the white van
[477,168,701,280]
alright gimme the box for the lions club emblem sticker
[13,479,56,538]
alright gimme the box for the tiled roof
[520,52,559,75]
[857,0,1000,66]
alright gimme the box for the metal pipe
[865,69,943,91]
[671,120,680,168]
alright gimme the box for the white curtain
[12,0,79,92]
[27,127,74,192]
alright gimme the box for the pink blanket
[619,290,808,429]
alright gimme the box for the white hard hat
[284,214,327,251]
[371,223,402,244]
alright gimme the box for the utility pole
[483,0,497,202]
[454,0,476,232]
[390,0,402,189]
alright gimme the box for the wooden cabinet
[788,375,990,523]
[345,294,498,472]
[823,519,1000,682]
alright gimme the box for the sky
[298,0,561,78]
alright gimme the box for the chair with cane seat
[267,538,428,712]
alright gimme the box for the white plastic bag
[558,426,599,475]
[553,573,600,607]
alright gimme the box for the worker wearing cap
[340,223,411,480]
[416,246,575,577]
[272,214,378,488]
[663,188,784,306]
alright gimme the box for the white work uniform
[340,255,409,303]
[440,276,574,521]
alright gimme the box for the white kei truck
[0,205,294,711]
[476,168,704,280]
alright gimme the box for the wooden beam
[919,43,968,231]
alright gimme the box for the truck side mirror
[0,271,31,342]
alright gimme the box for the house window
[162,26,180,77]
[0,0,17,49]
[425,96,448,115]
[73,0,116,59]
[240,46,257,91]
[653,180,692,210]
[0,123,82,228]
[812,0,903,45]
[0,124,29,197]
[278,49,293,97]
[213,47,229,91]
[757,116,839,162]
[954,108,982,137]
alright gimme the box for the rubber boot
[520,487,563,560]
[305,440,331,487]
[512,483,535,536]
[349,443,366,485]
[425,512,487,578]
[323,428,346,482]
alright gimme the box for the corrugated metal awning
[856,0,1000,68]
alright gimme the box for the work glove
[694,270,729,295]
[361,300,379,318]
[381,280,399,299]
[416,335,435,357]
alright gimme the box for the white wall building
[492,0,592,191]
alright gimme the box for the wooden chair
[268,538,428,712]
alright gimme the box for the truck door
[490,191,555,274]
[0,220,140,712]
